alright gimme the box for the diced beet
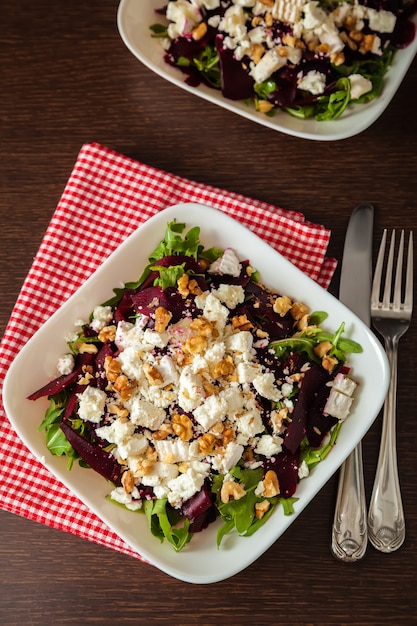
[181,483,213,520]
[154,255,204,273]
[265,449,300,498]
[60,421,122,485]
[114,289,135,323]
[215,37,255,100]
[181,483,216,533]
[94,343,116,390]
[132,286,185,324]
[62,384,85,422]
[284,364,331,454]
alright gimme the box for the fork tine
[393,231,404,311]
[382,230,396,309]
[372,229,387,309]
[404,231,413,312]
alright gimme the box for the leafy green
[150,262,186,290]
[38,394,79,469]
[101,220,222,308]
[149,23,168,38]
[300,421,343,471]
[143,498,192,552]
[269,321,362,364]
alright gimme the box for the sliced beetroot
[265,449,300,498]
[132,286,185,324]
[94,343,116,390]
[62,384,85,422]
[154,255,204,273]
[284,364,331,454]
[180,482,216,533]
[60,421,122,486]
[215,37,255,100]
[27,353,93,400]
[114,289,135,323]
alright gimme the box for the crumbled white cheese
[298,70,327,95]
[250,48,287,83]
[166,0,201,39]
[298,459,310,479]
[90,305,113,333]
[57,353,75,375]
[348,73,373,100]
[77,386,107,423]
[208,248,242,277]
[127,396,166,430]
[254,434,283,457]
[213,284,245,309]
[167,468,207,507]
[193,394,228,430]
[253,372,282,402]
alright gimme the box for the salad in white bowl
[150,0,416,122]
[29,219,362,552]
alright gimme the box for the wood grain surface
[1,1,416,624]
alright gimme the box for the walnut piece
[220,481,246,504]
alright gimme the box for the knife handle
[331,443,368,561]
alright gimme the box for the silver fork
[367,229,413,552]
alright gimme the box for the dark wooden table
[1,2,416,624]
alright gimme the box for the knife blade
[331,203,374,562]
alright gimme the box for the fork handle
[368,335,405,552]
[331,442,368,561]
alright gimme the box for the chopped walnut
[113,374,136,401]
[220,481,246,504]
[190,316,213,337]
[143,363,163,386]
[108,403,129,419]
[192,21,207,41]
[78,342,98,354]
[290,301,309,321]
[104,356,122,383]
[183,335,207,354]
[314,341,333,359]
[255,500,271,519]
[177,274,201,298]
[172,413,193,441]
[263,470,280,497]
[360,34,375,54]
[222,428,235,446]
[98,325,116,343]
[212,357,235,379]
[252,43,265,64]
[331,51,345,66]
[232,314,253,331]
[154,306,172,333]
[273,295,292,317]
[198,433,217,455]
[122,469,135,494]
[322,355,339,372]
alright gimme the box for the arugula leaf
[300,421,343,470]
[149,23,168,38]
[151,263,186,289]
[143,498,192,552]
[38,394,79,469]
[269,320,362,364]
[279,496,299,516]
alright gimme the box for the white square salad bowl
[3,203,389,583]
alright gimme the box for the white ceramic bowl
[117,0,417,141]
[3,203,389,583]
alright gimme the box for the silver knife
[331,203,374,562]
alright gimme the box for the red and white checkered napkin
[0,142,337,560]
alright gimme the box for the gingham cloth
[0,142,337,560]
